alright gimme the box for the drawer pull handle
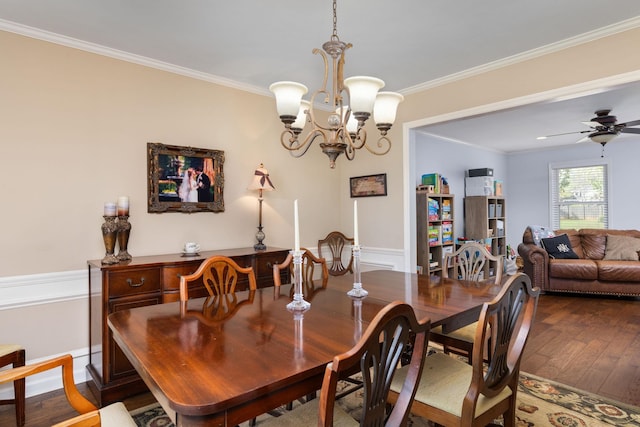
[126,278,145,288]
[266,262,273,269]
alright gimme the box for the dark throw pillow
[541,233,579,259]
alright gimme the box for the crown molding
[401,16,640,95]
[2,15,639,99]
[0,18,271,97]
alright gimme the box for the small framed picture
[147,142,225,213]
[350,173,388,198]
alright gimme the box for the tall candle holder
[347,245,368,298]
[286,250,311,312]
[116,215,132,261]
[101,216,119,265]
[352,297,363,342]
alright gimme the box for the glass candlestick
[101,216,119,265]
[116,215,132,261]
[352,297,363,342]
[347,245,368,298]
[286,250,311,312]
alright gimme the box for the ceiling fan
[538,109,640,146]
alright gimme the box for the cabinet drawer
[107,268,161,297]
[255,253,289,278]
[163,263,202,292]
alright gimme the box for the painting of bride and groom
[159,155,215,203]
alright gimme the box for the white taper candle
[354,200,359,246]
[294,199,300,252]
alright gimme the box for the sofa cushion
[603,235,640,261]
[549,259,598,280]
[541,234,579,259]
[597,261,640,282]
[581,233,606,260]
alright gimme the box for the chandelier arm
[363,135,392,156]
[344,143,355,160]
[345,128,367,151]
[313,48,330,98]
[280,127,329,157]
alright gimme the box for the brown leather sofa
[518,227,640,297]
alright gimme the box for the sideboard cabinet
[87,247,290,405]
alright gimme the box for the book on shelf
[441,199,452,219]
[427,197,439,221]
[441,221,453,244]
[428,225,441,246]
[429,261,439,269]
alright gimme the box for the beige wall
[0,30,344,277]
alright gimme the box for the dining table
[108,269,503,427]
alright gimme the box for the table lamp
[248,163,275,250]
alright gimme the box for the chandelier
[269,0,404,168]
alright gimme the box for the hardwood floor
[520,292,640,406]
[1,293,638,426]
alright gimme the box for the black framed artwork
[350,173,388,198]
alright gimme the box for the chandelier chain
[332,0,338,39]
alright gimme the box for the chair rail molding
[0,269,87,310]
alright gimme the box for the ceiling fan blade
[620,119,640,127]
[576,135,591,143]
[581,121,600,128]
[537,130,591,140]
[621,128,640,134]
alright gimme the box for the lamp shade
[269,81,308,117]
[248,164,275,192]
[336,105,359,134]
[373,92,404,125]
[344,76,384,115]
[291,100,311,130]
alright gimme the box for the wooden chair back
[272,248,329,286]
[443,241,503,284]
[318,301,430,427]
[317,231,354,276]
[0,345,25,426]
[180,256,257,302]
[469,273,539,403]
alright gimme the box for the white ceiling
[2,0,640,152]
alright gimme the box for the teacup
[184,242,200,253]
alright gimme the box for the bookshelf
[464,196,506,277]
[416,191,455,277]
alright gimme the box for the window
[549,160,610,230]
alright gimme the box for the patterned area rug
[131,372,640,426]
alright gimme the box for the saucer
[181,251,201,257]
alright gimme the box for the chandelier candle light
[348,200,368,298]
[287,200,311,312]
[269,0,404,168]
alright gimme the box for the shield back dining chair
[259,300,431,427]
[0,354,136,427]
[430,241,504,364]
[272,248,329,288]
[179,255,257,302]
[0,344,25,426]
[317,231,355,276]
[388,273,540,427]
